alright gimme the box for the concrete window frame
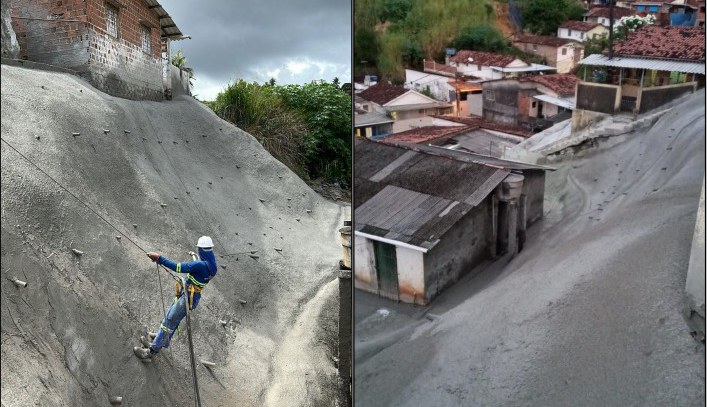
[140,24,152,55]
[485,89,495,101]
[105,3,120,38]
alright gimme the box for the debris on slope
[0,64,346,406]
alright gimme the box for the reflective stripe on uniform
[176,262,182,273]
[187,274,207,288]
[160,324,174,334]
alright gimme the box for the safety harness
[174,263,208,310]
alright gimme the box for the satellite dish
[467,57,474,63]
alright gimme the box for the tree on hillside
[380,0,413,23]
[521,0,585,35]
[451,25,510,52]
[171,49,194,85]
[276,81,352,186]
[613,14,656,40]
[354,27,380,74]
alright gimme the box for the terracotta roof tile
[358,82,408,106]
[380,126,471,144]
[585,6,633,18]
[513,34,578,48]
[560,20,602,31]
[611,25,705,61]
[449,50,519,67]
[520,74,579,97]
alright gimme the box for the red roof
[513,34,578,48]
[586,6,633,19]
[358,82,408,106]
[381,126,471,144]
[520,74,579,97]
[611,25,705,61]
[449,50,520,67]
[560,20,602,31]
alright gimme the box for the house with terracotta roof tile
[584,6,634,27]
[558,20,610,42]
[446,50,531,80]
[481,73,579,131]
[357,82,453,133]
[574,25,704,129]
[513,34,584,73]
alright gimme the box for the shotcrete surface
[355,90,706,406]
[1,64,347,406]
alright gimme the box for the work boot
[140,335,152,348]
[133,346,156,359]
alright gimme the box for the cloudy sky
[159,0,351,101]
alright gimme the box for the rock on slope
[355,90,705,407]
[1,64,346,406]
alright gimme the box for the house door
[537,101,544,118]
[373,241,398,295]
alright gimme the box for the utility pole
[608,0,614,59]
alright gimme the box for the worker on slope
[134,236,218,359]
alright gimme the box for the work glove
[147,252,161,262]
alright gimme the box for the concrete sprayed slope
[355,90,706,407]
[1,64,345,406]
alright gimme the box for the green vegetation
[355,0,496,82]
[171,49,194,86]
[208,79,351,187]
[517,0,585,35]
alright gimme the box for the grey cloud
[160,0,351,98]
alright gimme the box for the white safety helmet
[196,236,214,249]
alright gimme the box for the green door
[373,241,398,295]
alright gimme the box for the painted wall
[392,108,453,132]
[423,200,491,302]
[482,80,520,126]
[468,91,483,117]
[558,26,608,42]
[354,235,378,293]
[520,170,545,225]
[405,69,454,102]
[395,247,426,304]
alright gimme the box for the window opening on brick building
[141,25,152,54]
[106,3,119,38]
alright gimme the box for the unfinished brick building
[9,0,185,100]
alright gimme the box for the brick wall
[10,0,164,101]
[11,0,90,68]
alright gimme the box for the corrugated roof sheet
[560,20,602,31]
[490,63,557,73]
[579,54,706,74]
[142,0,183,39]
[354,112,394,127]
[533,94,576,109]
[355,139,511,248]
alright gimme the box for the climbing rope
[156,262,167,322]
[2,136,198,403]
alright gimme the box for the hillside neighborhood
[354,1,704,404]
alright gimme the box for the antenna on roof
[608,0,614,59]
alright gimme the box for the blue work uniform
[150,247,217,352]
